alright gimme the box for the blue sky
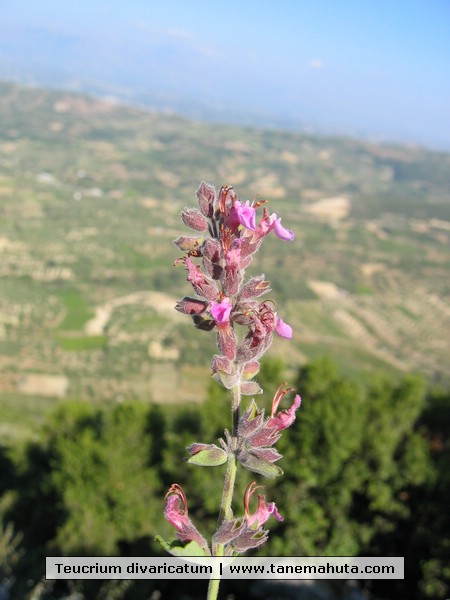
[1,0,449,148]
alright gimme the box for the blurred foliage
[0,358,449,599]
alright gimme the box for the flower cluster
[212,479,284,554]
[236,384,302,478]
[165,481,283,556]
[160,182,301,566]
[174,182,294,392]
[184,383,302,479]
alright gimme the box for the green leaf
[212,370,239,389]
[186,443,228,467]
[245,399,260,419]
[239,453,284,479]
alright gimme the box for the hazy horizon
[1,0,449,149]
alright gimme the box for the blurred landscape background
[0,2,449,599]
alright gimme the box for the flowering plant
[156,182,301,599]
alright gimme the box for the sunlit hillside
[1,81,449,439]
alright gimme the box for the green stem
[207,382,241,600]
[207,575,221,600]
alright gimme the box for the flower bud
[238,405,265,438]
[238,275,271,301]
[186,443,228,467]
[175,297,208,315]
[212,518,245,545]
[217,185,237,214]
[196,181,216,218]
[185,257,219,301]
[181,208,209,232]
[242,360,261,379]
[211,354,234,375]
[173,235,204,253]
[202,238,223,279]
[232,529,268,552]
[236,331,274,362]
[222,247,242,296]
[217,324,237,360]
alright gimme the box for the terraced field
[0,81,449,438]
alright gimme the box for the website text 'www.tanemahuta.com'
[47,556,404,580]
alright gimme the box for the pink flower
[210,297,233,324]
[164,484,210,552]
[268,384,302,432]
[244,481,283,527]
[275,317,293,339]
[253,208,295,242]
[164,484,190,531]
[236,385,301,476]
[253,209,273,240]
[227,200,256,231]
[272,214,295,241]
[236,200,257,231]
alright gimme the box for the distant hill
[0,81,449,438]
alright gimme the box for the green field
[0,80,449,435]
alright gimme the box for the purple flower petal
[245,484,284,527]
[164,494,189,531]
[273,216,295,241]
[210,297,233,324]
[236,201,256,231]
[268,394,302,431]
[164,484,210,552]
[275,317,293,339]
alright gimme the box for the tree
[263,359,430,566]
[3,358,447,599]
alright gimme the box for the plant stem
[207,574,221,600]
[207,381,241,600]
[231,381,241,437]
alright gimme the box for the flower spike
[160,181,300,574]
